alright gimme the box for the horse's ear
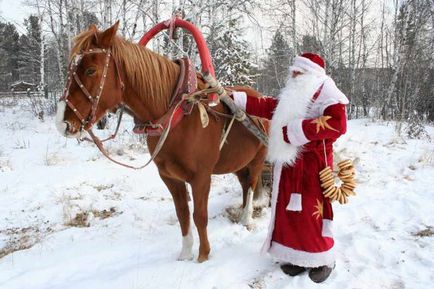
[89,24,97,33]
[97,21,119,48]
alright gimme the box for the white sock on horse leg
[178,225,194,261]
[240,188,254,226]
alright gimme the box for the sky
[0,0,394,61]
[0,0,35,34]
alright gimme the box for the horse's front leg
[160,175,193,261]
[190,173,211,263]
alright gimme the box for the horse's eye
[85,67,96,76]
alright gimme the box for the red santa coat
[233,76,348,267]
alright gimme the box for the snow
[1,99,434,289]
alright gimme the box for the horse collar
[133,57,197,136]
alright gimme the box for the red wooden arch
[139,18,215,78]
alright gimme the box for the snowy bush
[405,111,430,140]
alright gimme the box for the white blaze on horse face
[177,226,194,261]
[55,100,68,136]
[55,100,84,139]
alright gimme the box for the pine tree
[259,28,292,96]
[0,22,20,90]
[300,35,322,55]
[209,17,257,86]
[18,15,42,85]
[405,110,429,140]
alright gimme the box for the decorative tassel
[319,159,357,204]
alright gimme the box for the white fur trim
[291,56,326,76]
[261,163,283,254]
[267,73,327,165]
[269,241,335,268]
[322,219,333,238]
[55,101,67,136]
[286,119,309,146]
[232,91,247,111]
[261,164,335,267]
[306,78,349,119]
[286,193,302,212]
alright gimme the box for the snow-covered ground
[0,98,433,289]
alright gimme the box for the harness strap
[88,99,183,170]
[133,57,197,136]
[73,73,94,102]
[219,114,236,150]
[202,72,269,146]
[64,98,88,124]
[82,106,125,143]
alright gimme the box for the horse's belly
[213,128,266,174]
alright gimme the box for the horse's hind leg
[235,168,254,226]
[238,147,267,226]
[190,173,211,263]
[160,175,193,261]
[249,147,268,207]
[241,188,254,226]
[253,173,269,207]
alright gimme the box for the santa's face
[279,67,327,102]
[291,70,304,78]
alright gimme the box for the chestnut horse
[55,22,267,262]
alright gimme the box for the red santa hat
[291,53,326,75]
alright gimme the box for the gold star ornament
[311,116,339,134]
[312,199,324,220]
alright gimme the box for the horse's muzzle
[55,100,82,138]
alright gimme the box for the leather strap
[133,57,197,136]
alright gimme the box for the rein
[59,47,149,169]
[86,86,222,170]
[61,48,224,169]
[61,45,268,169]
[87,99,185,170]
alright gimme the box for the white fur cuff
[322,219,333,238]
[286,119,309,146]
[232,91,247,110]
[286,193,302,211]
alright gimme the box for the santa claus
[232,53,348,283]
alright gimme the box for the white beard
[267,72,328,165]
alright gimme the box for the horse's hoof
[245,223,257,232]
[197,254,209,263]
[177,251,194,261]
[240,214,253,227]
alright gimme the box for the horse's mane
[71,29,180,109]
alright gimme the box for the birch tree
[258,28,292,95]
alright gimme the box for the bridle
[59,46,178,170]
[60,48,125,131]
[59,47,264,170]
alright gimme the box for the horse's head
[56,21,124,138]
